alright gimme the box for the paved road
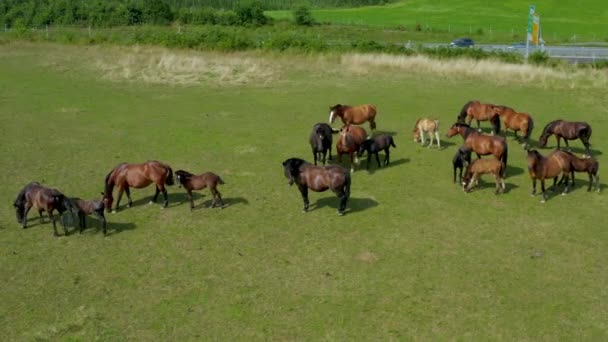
[479,44,608,62]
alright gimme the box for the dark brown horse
[447,123,508,176]
[175,170,225,210]
[329,104,377,131]
[526,149,573,202]
[71,197,107,235]
[538,120,592,156]
[461,158,506,194]
[103,160,174,213]
[309,123,333,165]
[555,151,600,192]
[453,146,472,183]
[282,158,350,215]
[457,100,501,134]
[358,134,396,169]
[493,105,534,148]
[13,182,76,236]
[337,124,367,173]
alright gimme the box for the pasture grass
[1,42,607,340]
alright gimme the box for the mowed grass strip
[0,43,607,340]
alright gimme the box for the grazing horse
[329,104,377,131]
[493,105,534,148]
[175,170,225,210]
[71,197,107,235]
[413,118,441,148]
[309,123,333,165]
[13,182,75,236]
[538,120,592,157]
[555,151,600,192]
[457,100,501,134]
[103,160,174,213]
[461,158,506,194]
[446,123,508,176]
[526,149,573,202]
[358,134,396,169]
[452,146,472,183]
[336,124,367,173]
[282,158,350,215]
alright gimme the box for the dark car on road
[450,38,475,48]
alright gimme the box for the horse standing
[447,123,508,176]
[413,118,441,148]
[526,149,573,202]
[457,100,501,134]
[329,104,377,131]
[493,105,534,148]
[555,151,600,192]
[358,134,396,169]
[461,158,506,194]
[13,182,75,236]
[309,123,333,165]
[452,146,472,183]
[538,120,592,157]
[103,160,174,213]
[337,124,367,173]
[282,158,350,215]
[71,197,107,235]
[175,170,225,210]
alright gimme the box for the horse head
[282,158,306,186]
[329,104,343,124]
[101,191,113,212]
[538,120,560,147]
[175,170,193,188]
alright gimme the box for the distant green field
[1,43,607,340]
[269,0,608,43]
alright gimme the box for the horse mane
[175,170,194,184]
[541,120,561,136]
[104,165,121,195]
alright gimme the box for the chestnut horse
[493,105,534,148]
[457,100,501,134]
[282,158,350,215]
[175,170,225,210]
[413,118,440,148]
[103,160,174,213]
[526,149,573,203]
[13,182,76,236]
[555,151,600,192]
[447,123,508,176]
[337,124,367,173]
[329,104,377,131]
[538,120,592,157]
[461,158,506,194]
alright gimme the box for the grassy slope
[0,43,607,340]
[269,0,608,43]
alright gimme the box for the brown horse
[493,105,534,148]
[461,158,506,194]
[413,118,441,148]
[538,120,592,157]
[103,160,174,213]
[446,123,508,176]
[337,124,367,173]
[175,170,225,210]
[13,182,76,236]
[358,134,396,169]
[555,151,600,192]
[71,197,107,235]
[457,100,501,134]
[526,149,573,202]
[282,158,350,215]
[329,104,377,131]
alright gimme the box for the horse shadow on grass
[363,158,410,174]
[93,221,136,236]
[311,196,379,215]
[505,164,524,178]
[167,192,249,210]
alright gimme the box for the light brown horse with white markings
[329,104,377,131]
[413,118,440,148]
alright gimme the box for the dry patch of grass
[341,54,608,89]
[94,46,279,86]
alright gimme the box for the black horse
[538,120,592,156]
[309,123,333,165]
[282,158,350,215]
[358,134,396,169]
[452,146,472,183]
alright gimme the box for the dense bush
[294,6,314,26]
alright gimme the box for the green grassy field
[1,43,607,340]
[269,0,608,43]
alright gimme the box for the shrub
[294,6,315,26]
[235,1,269,26]
[528,50,550,65]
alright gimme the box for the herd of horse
[12,100,601,236]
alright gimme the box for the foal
[461,158,506,194]
[175,170,225,210]
[413,118,441,148]
[452,146,472,183]
[72,197,107,235]
[555,151,600,192]
[358,134,396,169]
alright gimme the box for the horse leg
[427,132,433,148]
[366,153,372,170]
[187,189,194,210]
[114,187,125,212]
[322,150,328,165]
[419,128,425,145]
[384,148,390,166]
[476,153,481,159]
[337,190,347,216]
[312,149,318,166]
[151,186,160,204]
[476,120,482,132]
[38,209,44,224]
[540,179,547,203]
[124,187,132,208]
[79,212,86,233]
[435,132,441,148]
[160,185,168,208]
[587,172,593,192]
[22,204,32,229]
[531,178,537,196]
[298,185,309,212]
[375,152,382,168]
[564,139,571,152]
[561,172,569,195]
[213,188,225,208]
[582,139,591,157]
[350,153,355,173]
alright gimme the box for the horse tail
[491,114,501,135]
[501,142,508,177]
[165,166,175,186]
[524,115,534,140]
[390,136,396,148]
[218,176,225,185]
[457,101,472,122]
